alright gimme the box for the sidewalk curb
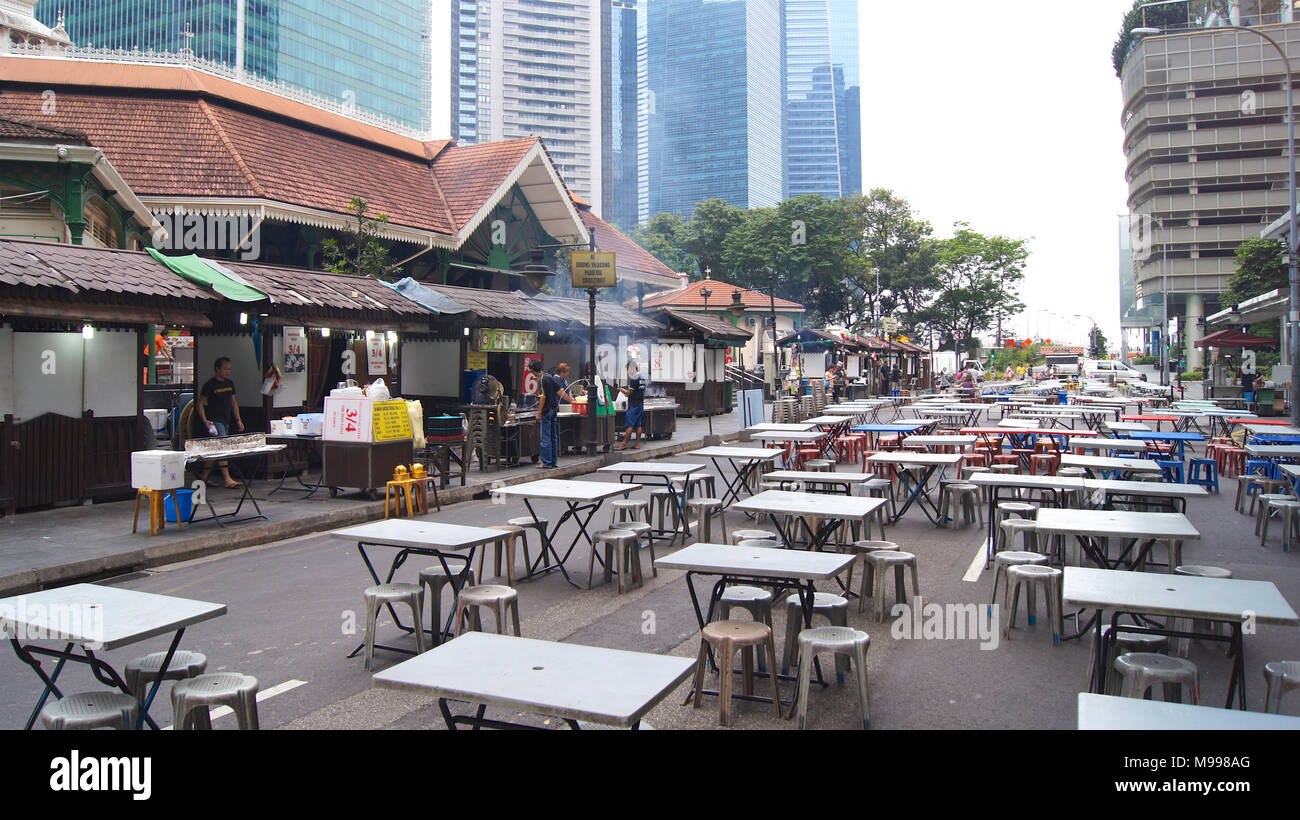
[0,431,742,597]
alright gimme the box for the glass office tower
[646,0,784,217]
[603,0,641,231]
[784,0,860,198]
[34,0,431,131]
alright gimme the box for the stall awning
[654,308,752,343]
[387,277,471,315]
[1194,329,1277,350]
[148,249,268,303]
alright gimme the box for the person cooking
[532,359,575,469]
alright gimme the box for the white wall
[12,331,84,419]
[400,340,461,396]
[82,328,137,417]
[270,333,308,409]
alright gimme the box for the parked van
[1083,359,1143,384]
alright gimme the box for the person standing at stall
[615,362,646,451]
[532,359,574,469]
[197,356,244,488]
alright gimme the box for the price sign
[367,336,387,375]
[371,400,413,441]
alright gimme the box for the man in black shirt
[615,363,646,450]
[532,360,574,468]
[198,356,244,488]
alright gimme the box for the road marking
[163,679,307,729]
[962,541,989,582]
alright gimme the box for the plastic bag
[367,379,391,402]
[406,400,426,449]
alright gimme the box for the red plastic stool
[794,447,821,471]
[1221,447,1247,478]
[960,452,989,469]
[1029,453,1059,476]
[992,454,1019,468]
[835,436,861,464]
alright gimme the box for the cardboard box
[131,450,188,490]
[323,397,373,442]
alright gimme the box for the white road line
[162,678,307,729]
[962,541,989,582]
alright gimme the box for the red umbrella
[1193,329,1277,350]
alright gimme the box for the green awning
[148,249,268,303]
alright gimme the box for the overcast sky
[859,0,1136,348]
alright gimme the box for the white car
[1083,359,1143,384]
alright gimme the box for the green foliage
[919,225,1029,360]
[320,197,402,280]
[1226,238,1287,306]
[1111,2,1192,77]
[1088,327,1109,359]
[991,344,1039,371]
[680,198,744,280]
[631,213,694,276]
[1180,370,1205,381]
[1133,355,1159,365]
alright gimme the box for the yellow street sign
[570,251,617,288]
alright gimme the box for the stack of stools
[1237,476,1288,515]
[781,592,849,675]
[1219,447,1248,478]
[791,626,872,730]
[40,692,140,730]
[860,550,919,621]
[453,584,522,636]
[1264,661,1300,714]
[960,451,990,470]
[1113,653,1199,704]
[171,673,261,729]
[691,620,782,726]
[1001,564,1064,643]
[363,583,425,671]
[994,502,1038,551]
[1029,453,1059,476]
[1171,565,1232,655]
[989,551,1047,615]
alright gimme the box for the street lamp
[701,285,714,436]
[1134,24,1298,423]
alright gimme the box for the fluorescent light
[548,330,555,337]
[81,324,94,339]
[463,327,470,337]
[386,331,397,343]
[365,330,375,340]
[239,312,248,325]
[320,327,330,337]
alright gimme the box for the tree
[1111,1,1191,77]
[1088,326,1109,359]
[680,198,745,280]
[321,197,402,280]
[631,212,695,276]
[1226,237,1287,306]
[841,189,940,333]
[919,227,1029,357]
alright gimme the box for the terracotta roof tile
[639,278,804,310]
[220,260,436,319]
[430,137,538,231]
[0,115,88,142]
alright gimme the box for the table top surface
[1074,438,1154,451]
[1035,508,1200,540]
[185,443,286,462]
[596,462,705,477]
[745,423,818,432]
[266,433,323,441]
[1077,693,1300,730]
[372,632,695,727]
[749,431,828,442]
[963,427,1097,436]
[821,407,871,415]
[1245,444,1300,457]
[1278,463,1300,478]
[330,520,510,550]
[1124,431,1206,442]
[806,415,854,425]
[1103,422,1152,432]
[689,446,785,460]
[0,583,226,651]
[653,541,856,579]
[967,473,1086,490]
[1081,478,1209,498]
[491,478,642,501]
[1059,455,1162,472]
[866,451,964,466]
[902,435,978,447]
[732,490,886,519]
[852,423,929,432]
[763,469,875,483]
[1062,567,1298,624]
[1241,423,1300,434]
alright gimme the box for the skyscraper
[33,0,432,131]
[646,0,784,217]
[784,0,860,199]
[602,0,641,230]
[450,0,602,206]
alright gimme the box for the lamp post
[1134,24,1297,423]
[700,285,714,436]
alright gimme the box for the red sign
[522,354,542,396]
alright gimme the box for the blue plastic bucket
[1058,392,1067,404]
[164,489,193,523]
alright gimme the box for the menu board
[371,400,413,442]
[466,351,488,370]
[476,328,538,353]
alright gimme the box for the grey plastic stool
[792,626,871,730]
[619,521,657,578]
[737,538,782,548]
[1171,565,1232,657]
[649,489,682,535]
[686,498,726,544]
[805,459,835,473]
[1135,539,1182,573]
[124,649,208,699]
[1002,564,1063,644]
[1263,660,1300,714]
[1088,628,1169,695]
[363,582,426,671]
[418,565,476,643]
[781,592,849,675]
[717,585,775,673]
[453,584,522,636]
[994,502,1037,549]
[1114,652,1200,704]
[589,529,641,591]
[171,672,260,730]
[862,477,896,525]
[40,692,139,730]
[990,550,1048,612]
[845,540,899,606]
[609,498,650,528]
[731,528,777,545]
[999,518,1038,553]
[941,482,982,528]
[861,550,919,621]
[480,524,530,586]
[1259,498,1300,550]
[691,620,781,727]
[508,516,550,570]
[1252,492,1293,528]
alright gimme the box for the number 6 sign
[522,353,542,396]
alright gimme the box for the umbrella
[1193,329,1277,350]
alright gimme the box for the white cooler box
[131,450,188,490]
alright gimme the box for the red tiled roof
[638,278,803,310]
[577,209,682,283]
[0,115,88,142]
[429,137,539,231]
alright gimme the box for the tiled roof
[421,283,663,332]
[430,137,539,231]
[219,260,435,320]
[0,239,219,303]
[639,278,804,310]
[0,115,87,142]
[654,308,752,342]
[578,208,682,284]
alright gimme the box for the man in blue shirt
[532,360,574,468]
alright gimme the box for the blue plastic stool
[1187,458,1219,493]
[1244,459,1277,480]
[1156,459,1185,483]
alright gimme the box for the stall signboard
[367,336,388,375]
[466,351,488,370]
[372,400,414,441]
[522,353,542,395]
[476,329,538,354]
[570,251,617,288]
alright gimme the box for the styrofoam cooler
[297,413,325,436]
[131,450,188,490]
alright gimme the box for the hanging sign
[477,328,538,353]
[367,336,388,375]
[283,326,306,373]
[570,251,617,288]
[522,353,542,395]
